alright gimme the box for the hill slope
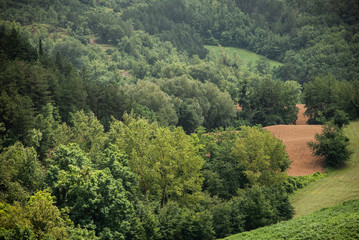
[222,199,359,240]
[290,120,359,217]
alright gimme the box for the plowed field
[264,125,324,176]
[264,104,324,176]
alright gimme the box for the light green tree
[108,114,204,206]
[231,127,290,187]
[0,142,43,202]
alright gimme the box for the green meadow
[290,120,359,218]
[204,45,283,69]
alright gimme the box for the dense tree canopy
[0,0,358,238]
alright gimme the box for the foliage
[0,22,38,62]
[303,75,359,123]
[231,127,290,186]
[332,109,350,129]
[242,76,300,126]
[308,124,352,168]
[46,143,135,239]
[0,142,43,203]
[157,202,215,240]
[0,190,96,239]
[2,1,359,238]
[234,186,293,231]
[122,81,178,126]
[156,76,236,131]
[223,199,359,240]
[108,114,204,207]
[283,172,325,194]
[201,126,290,199]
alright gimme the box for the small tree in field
[308,124,352,168]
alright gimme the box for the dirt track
[264,104,324,176]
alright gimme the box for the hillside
[222,199,359,240]
[290,120,359,217]
[1,1,359,239]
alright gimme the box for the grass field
[221,121,359,239]
[204,45,283,69]
[289,120,359,218]
[222,199,359,240]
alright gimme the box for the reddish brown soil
[264,105,324,176]
[264,125,324,176]
[296,104,309,125]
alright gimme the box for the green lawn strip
[204,45,283,69]
[221,199,359,240]
[290,120,359,218]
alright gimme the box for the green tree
[0,190,97,239]
[108,114,204,206]
[26,190,68,239]
[201,130,247,199]
[46,144,135,239]
[157,202,215,240]
[123,80,178,126]
[231,126,290,187]
[31,103,63,161]
[0,142,43,203]
[303,75,341,124]
[0,91,35,144]
[244,76,299,126]
[69,110,107,159]
[308,124,352,168]
[232,186,293,231]
[332,110,350,129]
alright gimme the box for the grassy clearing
[98,43,116,52]
[222,199,359,240]
[289,120,359,218]
[204,45,282,69]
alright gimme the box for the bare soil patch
[264,124,324,176]
[296,104,309,125]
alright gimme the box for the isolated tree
[308,124,352,168]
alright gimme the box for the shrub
[283,172,325,194]
[308,124,352,168]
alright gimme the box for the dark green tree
[46,144,135,239]
[308,124,352,168]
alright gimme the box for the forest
[0,0,358,239]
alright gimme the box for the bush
[308,124,352,168]
[283,172,324,194]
